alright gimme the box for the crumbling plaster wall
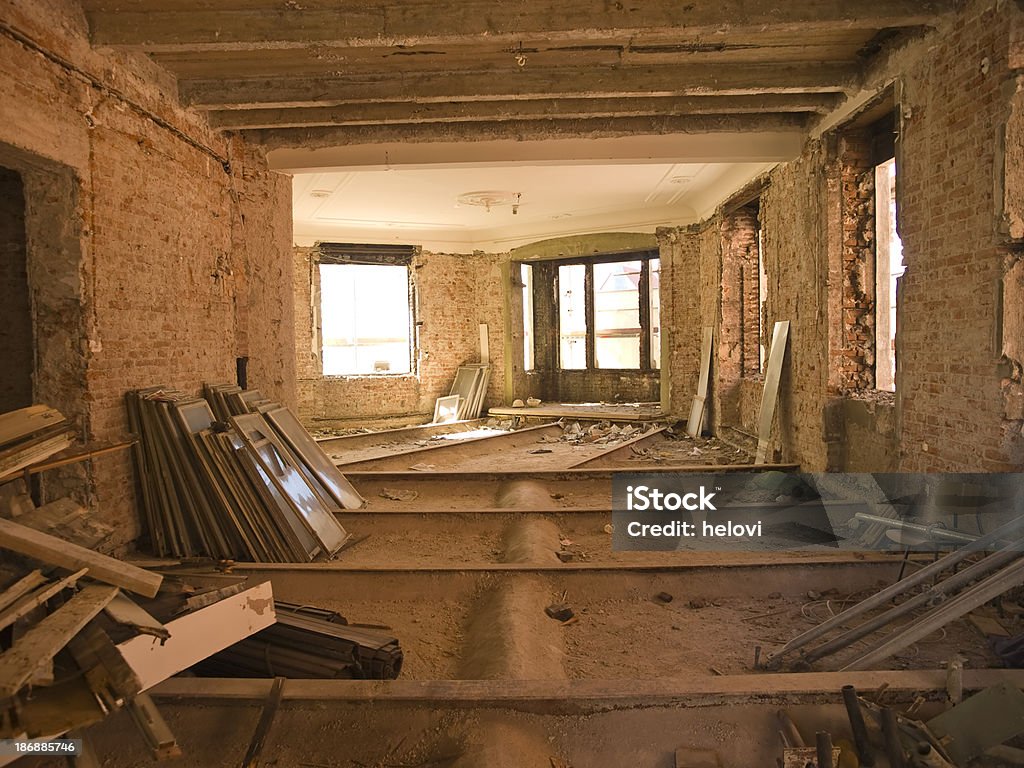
[294,247,505,427]
[0,0,295,544]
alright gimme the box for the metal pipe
[804,543,1023,664]
[844,554,1024,670]
[763,513,1024,669]
[816,731,834,768]
[852,513,979,544]
[882,708,906,768]
[842,685,875,766]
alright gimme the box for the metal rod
[882,707,906,768]
[816,731,834,768]
[763,513,1024,668]
[852,513,979,544]
[842,685,875,766]
[844,554,1024,670]
[804,543,1023,664]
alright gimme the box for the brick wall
[657,226,703,417]
[0,0,295,546]
[0,167,31,412]
[295,247,504,427]
[712,0,1024,471]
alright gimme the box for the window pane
[521,264,534,371]
[649,258,661,370]
[320,263,411,375]
[558,264,587,369]
[594,260,641,369]
[874,157,903,392]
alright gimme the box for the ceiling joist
[82,0,954,52]
[182,62,860,110]
[209,94,842,130]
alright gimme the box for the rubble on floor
[0,498,273,761]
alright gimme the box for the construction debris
[128,385,360,563]
[0,405,74,483]
[193,601,403,680]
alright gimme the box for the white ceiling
[292,160,775,252]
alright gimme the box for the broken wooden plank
[0,568,88,633]
[0,569,46,614]
[0,584,119,699]
[104,593,170,641]
[0,430,74,482]
[67,622,143,710]
[0,406,66,448]
[117,580,275,691]
[12,498,115,552]
[0,517,162,597]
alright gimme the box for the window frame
[543,250,661,373]
[316,243,417,378]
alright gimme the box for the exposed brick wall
[0,0,295,546]
[657,226,703,417]
[295,247,504,426]
[836,131,877,392]
[0,167,31,412]
[887,0,1023,470]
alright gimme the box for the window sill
[322,373,418,381]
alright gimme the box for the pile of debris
[0,499,278,760]
[0,405,74,482]
[556,421,653,445]
[128,385,363,563]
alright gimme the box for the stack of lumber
[449,364,490,420]
[0,511,276,761]
[0,406,73,483]
[193,601,403,680]
[128,386,363,563]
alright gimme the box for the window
[874,156,904,392]
[757,227,767,372]
[320,262,412,376]
[546,252,660,371]
[521,264,535,371]
[558,263,587,369]
[649,258,661,370]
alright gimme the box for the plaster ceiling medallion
[456,190,521,213]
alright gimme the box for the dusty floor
[56,415,1008,767]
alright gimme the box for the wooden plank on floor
[0,584,119,699]
[151,669,1024,708]
[0,569,46,614]
[0,517,162,597]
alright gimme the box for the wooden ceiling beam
[83,0,954,52]
[182,62,860,110]
[209,94,843,130]
[253,113,810,150]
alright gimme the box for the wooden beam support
[210,93,843,130]
[256,114,809,149]
[83,1,954,52]
[182,62,859,109]
[0,517,163,598]
[150,669,1024,710]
